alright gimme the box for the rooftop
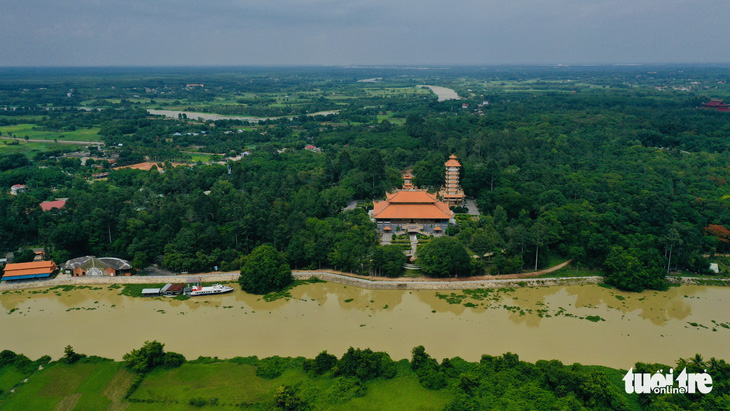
[40,199,67,212]
[445,155,461,168]
[2,260,57,279]
[373,190,453,220]
[62,256,131,271]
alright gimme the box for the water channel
[417,85,460,102]
[1,283,728,369]
[147,109,339,122]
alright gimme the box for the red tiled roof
[40,199,67,211]
[373,190,453,220]
[3,261,56,278]
[385,190,439,204]
[703,100,729,107]
[167,284,185,292]
[445,155,461,167]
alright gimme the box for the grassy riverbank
[0,347,643,411]
[5,344,729,410]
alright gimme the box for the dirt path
[0,260,574,292]
[296,259,573,283]
[0,136,103,145]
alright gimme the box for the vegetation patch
[262,277,325,302]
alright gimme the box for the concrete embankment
[5,270,728,293]
[0,273,239,292]
[0,271,604,292]
[293,271,604,290]
[666,276,730,286]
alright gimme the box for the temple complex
[438,155,465,206]
[372,189,453,234]
[371,155,467,236]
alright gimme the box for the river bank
[2,269,729,293]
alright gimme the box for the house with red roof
[40,198,67,212]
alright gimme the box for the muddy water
[1,283,728,369]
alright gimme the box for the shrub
[274,385,305,410]
[322,377,367,404]
[256,356,290,379]
[303,351,337,376]
[335,347,396,382]
[189,397,218,407]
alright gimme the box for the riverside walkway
[0,260,594,292]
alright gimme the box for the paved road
[343,200,358,211]
[465,199,480,216]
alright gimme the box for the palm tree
[690,354,706,372]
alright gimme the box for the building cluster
[1,255,133,283]
[61,256,133,277]
[371,155,465,236]
[3,155,469,283]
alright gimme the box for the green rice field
[0,124,101,142]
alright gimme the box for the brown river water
[1,283,728,369]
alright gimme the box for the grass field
[0,366,28,394]
[130,362,284,407]
[0,124,101,142]
[130,360,451,410]
[0,358,452,410]
[0,361,134,411]
[0,139,72,156]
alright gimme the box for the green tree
[122,340,185,373]
[604,246,667,292]
[62,345,84,364]
[335,347,396,382]
[371,245,406,277]
[303,350,338,376]
[417,236,472,277]
[239,245,293,294]
[12,248,36,263]
[470,228,500,260]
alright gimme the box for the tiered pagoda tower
[439,155,465,206]
[402,170,415,190]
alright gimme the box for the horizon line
[1,62,730,70]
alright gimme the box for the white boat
[188,283,234,296]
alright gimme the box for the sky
[1,0,729,66]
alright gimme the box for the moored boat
[188,283,234,296]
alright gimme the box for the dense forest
[2,66,730,291]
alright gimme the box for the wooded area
[2,66,730,291]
